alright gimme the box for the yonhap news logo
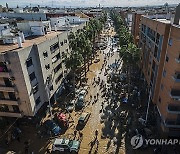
[131,134,180,149]
[131,134,144,149]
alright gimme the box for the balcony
[0,99,19,105]
[170,89,180,100]
[172,73,180,82]
[164,119,180,128]
[0,65,11,77]
[0,72,10,78]
[0,86,16,92]
[167,105,180,114]
[0,111,22,117]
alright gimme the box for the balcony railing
[0,99,19,105]
[0,85,16,92]
[0,72,10,78]
[0,111,22,117]
[167,105,180,114]
[164,119,180,128]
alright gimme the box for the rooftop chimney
[174,4,180,25]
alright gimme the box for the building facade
[157,24,180,136]
[0,23,86,118]
[139,4,180,136]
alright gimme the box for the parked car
[78,112,91,126]
[66,99,75,112]
[44,120,61,136]
[79,89,87,97]
[55,112,69,128]
[52,138,80,153]
[75,95,85,110]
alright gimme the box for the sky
[0,0,179,8]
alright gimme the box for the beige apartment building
[139,4,180,136]
[0,22,86,118]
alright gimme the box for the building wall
[0,22,86,117]
[0,13,47,21]
[157,25,180,135]
[131,13,142,45]
[139,16,171,104]
[139,15,180,136]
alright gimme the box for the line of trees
[64,14,107,89]
[110,11,140,94]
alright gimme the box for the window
[0,105,9,112]
[163,70,166,77]
[4,78,13,87]
[60,41,64,46]
[12,105,20,113]
[0,92,5,99]
[29,72,36,81]
[43,51,48,58]
[159,97,161,103]
[154,46,158,58]
[166,56,169,62]
[52,53,60,64]
[8,92,16,100]
[45,64,50,70]
[54,63,62,73]
[55,73,63,84]
[50,42,59,53]
[35,97,41,106]
[32,84,38,94]
[168,38,172,46]
[26,58,33,67]
[156,33,160,44]
[64,39,67,44]
[50,85,53,91]
[62,52,65,58]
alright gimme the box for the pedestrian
[97,93,99,98]
[74,130,77,139]
[95,130,98,137]
[90,95,92,100]
[79,131,83,140]
[94,95,96,100]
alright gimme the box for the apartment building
[157,24,180,136]
[131,12,143,45]
[139,4,180,136]
[0,21,86,118]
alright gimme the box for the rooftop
[0,31,63,53]
[156,19,171,24]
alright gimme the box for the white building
[0,22,86,118]
[17,21,51,37]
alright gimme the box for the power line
[0,117,20,141]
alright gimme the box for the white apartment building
[0,21,86,118]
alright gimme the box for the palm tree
[64,51,83,93]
